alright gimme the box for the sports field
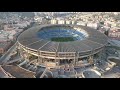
[51,37,74,42]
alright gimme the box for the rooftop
[2,65,36,78]
[18,24,108,53]
[0,66,10,78]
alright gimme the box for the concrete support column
[19,46,23,58]
[18,44,22,57]
[41,58,43,63]
[55,52,57,65]
[37,51,40,64]
[40,51,43,63]
[88,55,94,64]
[27,49,29,61]
[55,59,59,66]
[57,53,60,66]
[76,52,79,65]
[74,53,76,65]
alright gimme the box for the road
[0,42,18,64]
[107,56,120,60]
[108,39,120,47]
[3,57,22,65]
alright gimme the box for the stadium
[17,24,108,67]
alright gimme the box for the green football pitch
[51,37,74,42]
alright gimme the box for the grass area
[51,37,74,42]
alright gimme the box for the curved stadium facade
[17,24,108,66]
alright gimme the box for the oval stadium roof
[18,24,108,53]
